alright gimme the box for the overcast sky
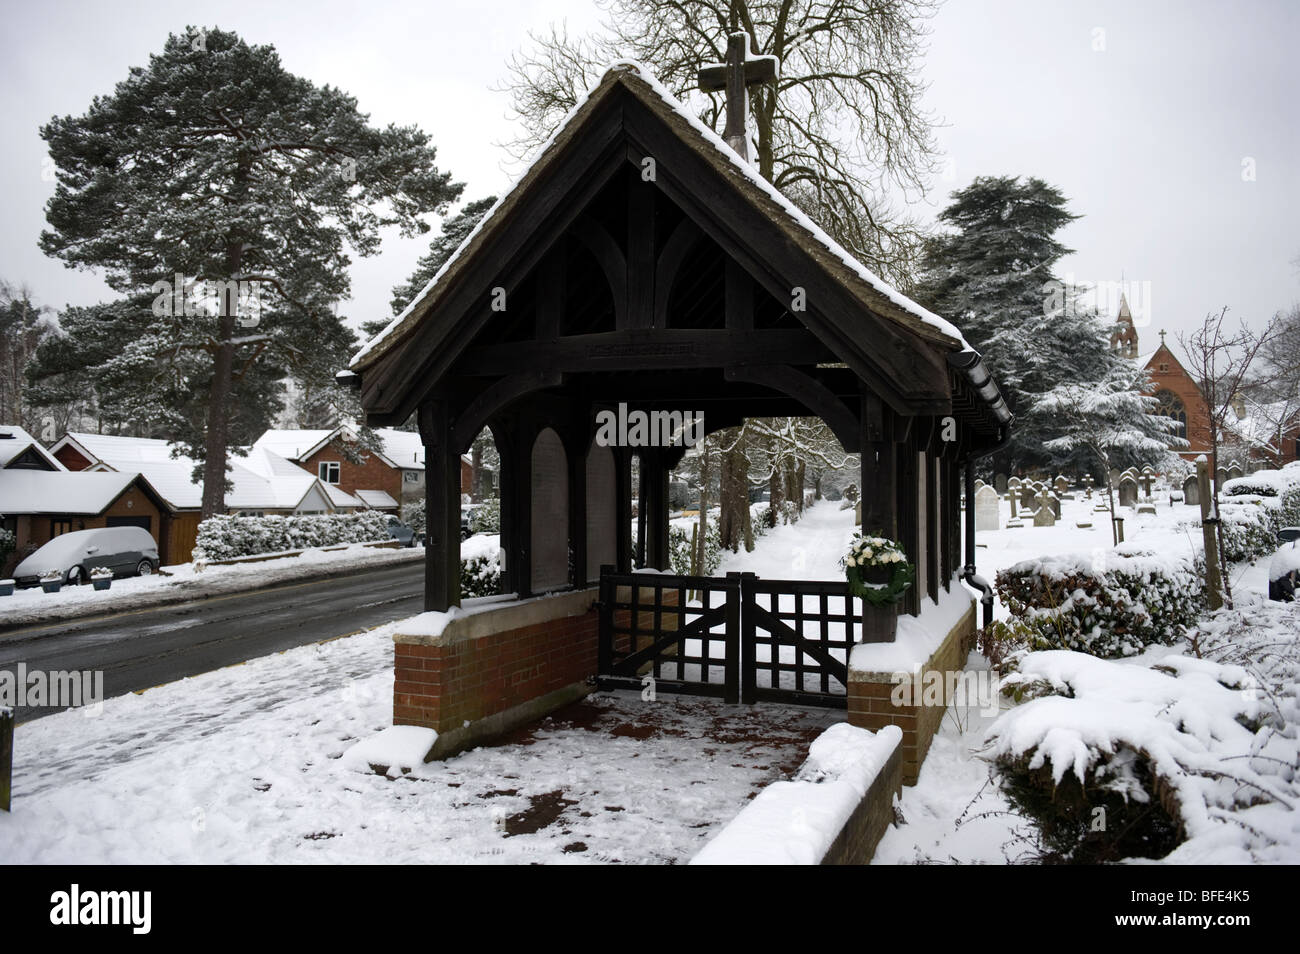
[2,0,1296,363]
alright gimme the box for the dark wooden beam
[418,400,460,611]
[859,393,896,539]
[653,217,703,328]
[572,213,628,329]
[621,109,952,412]
[626,166,656,329]
[724,257,753,332]
[452,370,563,452]
[536,244,565,340]
[455,328,834,376]
[724,365,861,452]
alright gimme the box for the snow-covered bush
[780,500,800,525]
[996,545,1204,657]
[194,511,393,561]
[469,498,500,534]
[1185,465,1300,564]
[668,524,721,576]
[987,648,1296,863]
[459,534,502,598]
[0,527,15,567]
[399,500,426,538]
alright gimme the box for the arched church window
[1153,389,1187,438]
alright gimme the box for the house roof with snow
[0,469,161,516]
[0,425,66,471]
[50,432,356,514]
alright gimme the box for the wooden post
[597,565,615,680]
[1,706,12,812]
[725,572,743,704]
[419,400,461,612]
[1197,457,1223,610]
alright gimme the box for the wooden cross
[698,31,778,161]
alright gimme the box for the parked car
[13,527,160,588]
[385,517,418,548]
[1268,527,1300,602]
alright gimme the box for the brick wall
[1142,345,1212,458]
[847,601,976,784]
[301,439,401,505]
[820,741,903,865]
[393,591,600,756]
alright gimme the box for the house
[0,426,172,574]
[252,425,489,508]
[48,432,364,563]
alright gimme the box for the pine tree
[913,176,1118,471]
[385,196,497,324]
[39,27,463,515]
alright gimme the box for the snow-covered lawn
[0,615,836,863]
[0,541,424,630]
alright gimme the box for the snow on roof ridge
[349,57,970,370]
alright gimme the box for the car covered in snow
[13,526,160,588]
[1268,527,1300,602]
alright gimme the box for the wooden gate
[596,568,857,707]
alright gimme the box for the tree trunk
[201,312,235,518]
[471,443,483,502]
[718,427,749,552]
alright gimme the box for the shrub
[0,527,15,568]
[470,498,500,534]
[995,545,1204,658]
[400,500,426,537]
[1187,466,1300,564]
[668,523,722,576]
[194,511,393,561]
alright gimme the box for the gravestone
[585,446,617,582]
[1183,475,1200,506]
[1118,477,1138,508]
[530,428,570,591]
[1033,487,1057,527]
[1215,467,1227,488]
[1140,466,1155,498]
[994,473,1009,495]
[1019,483,1036,508]
[1054,475,1069,496]
[1228,461,1243,481]
[974,485,1000,532]
[1008,490,1018,519]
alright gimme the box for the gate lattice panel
[596,568,861,708]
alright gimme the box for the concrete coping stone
[392,586,599,646]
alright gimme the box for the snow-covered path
[717,501,859,580]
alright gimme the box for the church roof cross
[698,31,778,162]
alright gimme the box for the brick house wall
[299,438,402,505]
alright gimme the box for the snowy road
[0,560,425,722]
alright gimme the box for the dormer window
[318,461,341,484]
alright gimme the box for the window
[403,470,421,483]
[1153,389,1187,439]
[51,519,73,538]
[318,461,341,484]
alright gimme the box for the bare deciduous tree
[499,0,941,283]
[1179,307,1288,607]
